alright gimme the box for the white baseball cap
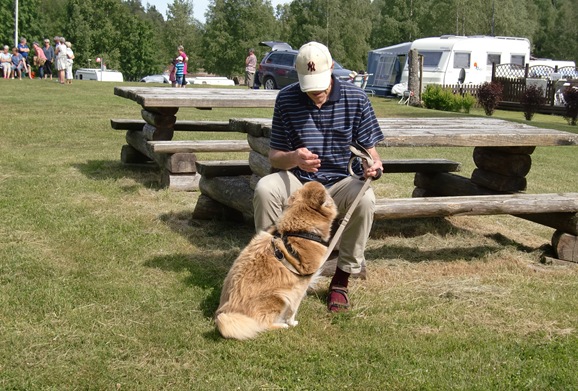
[295,42,333,92]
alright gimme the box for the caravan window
[419,51,443,68]
[487,53,501,66]
[453,52,470,69]
[511,55,525,66]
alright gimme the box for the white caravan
[399,35,531,86]
[75,68,124,82]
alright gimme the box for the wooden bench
[195,158,460,178]
[122,135,251,191]
[374,193,578,263]
[193,158,462,222]
[374,193,578,223]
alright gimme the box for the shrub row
[421,84,476,113]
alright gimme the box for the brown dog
[215,181,338,340]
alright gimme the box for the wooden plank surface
[114,87,278,109]
[149,140,251,153]
[229,117,578,147]
[381,159,461,173]
[195,160,253,178]
[111,119,231,132]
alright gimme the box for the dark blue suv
[256,41,352,90]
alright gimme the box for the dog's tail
[215,312,264,340]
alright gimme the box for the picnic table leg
[551,230,578,263]
[121,107,179,165]
[413,145,578,257]
[469,146,535,193]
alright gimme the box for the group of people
[1,36,74,84]
[1,38,32,79]
[168,46,188,88]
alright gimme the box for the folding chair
[398,90,411,105]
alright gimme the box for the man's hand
[295,147,321,173]
[362,147,383,180]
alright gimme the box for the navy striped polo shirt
[270,76,384,186]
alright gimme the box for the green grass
[1,80,577,389]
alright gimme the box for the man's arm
[269,147,321,172]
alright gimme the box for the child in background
[168,59,177,86]
[174,56,185,88]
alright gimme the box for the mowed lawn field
[1,79,578,390]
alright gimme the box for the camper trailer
[366,35,531,96]
[365,42,411,96]
[75,68,124,82]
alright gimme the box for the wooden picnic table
[112,86,278,190]
[219,117,578,262]
[114,86,279,110]
[111,87,578,262]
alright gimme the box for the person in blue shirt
[10,47,25,79]
[174,56,185,88]
[253,42,384,312]
[17,37,32,79]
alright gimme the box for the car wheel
[263,77,277,90]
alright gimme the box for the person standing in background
[65,41,74,84]
[32,42,47,79]
[177,45,188,87]
[55,37,68,84]
[17,37,32,79]
[245,48,257,89]
[42,39,54,80]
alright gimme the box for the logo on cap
[307,61,316,72]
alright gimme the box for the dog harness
[270,230,328,276]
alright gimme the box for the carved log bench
[196,158,461,179]
[194,170,578,263]
[111,117,247,191]
[122,133,250,191]
[193,157,463,223]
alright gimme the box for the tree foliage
[203,0,278,77]
[0,0,576,80]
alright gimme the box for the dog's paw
[271,322,290,330]
[287,320,299,327]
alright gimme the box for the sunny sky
[144,0,292,23]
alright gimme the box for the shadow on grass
[485,232,537,253]
[74,160,160,190]
[366,243,504,263]
[368,218,540,263]
[144,252,229,318]
[371,217,464,238]
[146,212,255,319]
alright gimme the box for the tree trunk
[408,48,421,106]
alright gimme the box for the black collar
[270,229,328,276]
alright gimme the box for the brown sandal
[327,286,350,312]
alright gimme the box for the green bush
[460,93,476,113]
[422,84,476,113]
